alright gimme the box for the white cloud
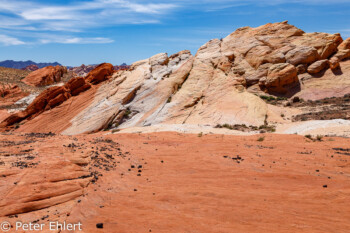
[0,34,25,45]
[0,0,178,45]
[40,37,114,44]
[0,0,347,45]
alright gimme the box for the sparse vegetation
[257,136,265,142]
[259,95,287,103]
[304,134,323,142]
[198,132,203,137]
[124,108,132,118]
[215,123,276,133]
[258,124,276,133]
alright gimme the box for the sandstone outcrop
[0,84,22,98]
[69,64,97,77]
[85,63,114,84]
[328,57,340,70]
[260,63,298,93]
[285,46,320,66]
[1,21,350,134]
[0,64,115,128]
[338,37,350,50]
[307,59,329,74]
[21,65,67,87]
[21,64,39,71]
[332,49,350,61]
[0,83,28,108]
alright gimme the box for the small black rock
[323,185,328,188]
[96,223,104,229]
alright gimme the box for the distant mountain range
[0,60,61,69]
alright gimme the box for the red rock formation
[0,83,28,108]
[0,63,114,128]
[21,65,67,87]
[85,63,114,84]
[69,64,97,77]
[21,64,39,72]
[2,22,350,134]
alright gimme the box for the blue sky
[0,0,350,66]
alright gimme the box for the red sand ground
[0,132,349,233]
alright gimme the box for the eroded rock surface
[0,64,115,129]
[1,21,350,135]
[21,66,67,87]
[0,132,349,232]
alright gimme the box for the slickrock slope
[21,65,68,87]
[0,132,349,232]
[0,84,28,106]
[0,63,114,130]
[0,84,29,123]
[1,21,350,135]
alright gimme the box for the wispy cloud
[40,37,114,44]
[0,0,178,45]
[0,34,25,45]
[0,0,348,46]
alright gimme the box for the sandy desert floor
[0,132,349,232]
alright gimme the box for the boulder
[285,46,320,66]
[245,46,272,68]
[46,93,70,109]
[22,65,67,87]
[307,60,329,74]
[149,53,169,67]
[328,57,340,70]
[317,33,343,59]
[296,64,307,74]
[291,32,342,59]
[85,63,114,84]
[338,37,350,50]
[71,83,91,96]
[244,63,271,86]
[333,49,350,61]
[66,77,88,92]
[262,63,298,93]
